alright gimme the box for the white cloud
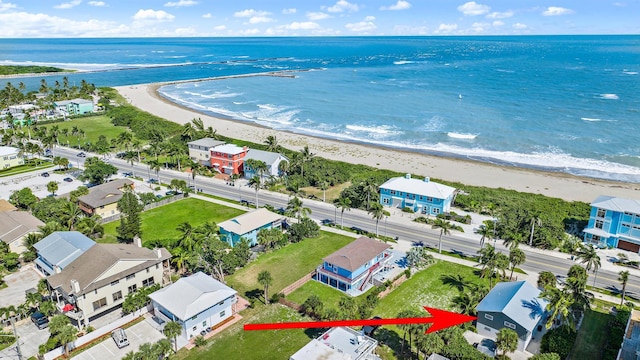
[234,9,270,18]
[133,9,175,21]
[282,8,296,14]
[492,20,504,27]
[542,6,573,16]
[486,11,513,19]
[457,1,490,16]
[0,1,17,11]
[435,23,458,34]
[213,25,226,30]
[248,16,274,24]
[470,22,489,32]
[88,1,105,6]
[164,0,198,7]
[238,28,260,35]
[345,18,376,32]
[307,11,331,21]
[512,22,527,29]
[54,0,82,10]
[284,21,320,30]
[380,0,411,11]
[0,11,129,37]
[613,2,626,6]
[202,13,211,18]
[326,0,359,13]
[364,15,375,21]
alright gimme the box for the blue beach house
[316,237,391,296]
[218,208,284,247]
[243,149,289,180]
[33,231,96,276]
[379,174,456,215]
[583,196,640,252]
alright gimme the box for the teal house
[54,98,94,115]
[379,174,456,215]
[583,195,640,252]
[218,208,284,247]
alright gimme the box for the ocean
[2,36,639,182]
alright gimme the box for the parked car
[41,172,50,177]
[122,172,133,177]
[63,177,73,182]
[148,178,158,184]
[111,328,129,348]
[77,152,86,157]
[30,312,49,330]
[165,190,177,196]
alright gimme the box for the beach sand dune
[116,83,640,203]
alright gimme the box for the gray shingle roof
[0,211,44,246]
[187,138,225,148]
[34,231,95,269]
[476,281,549,332]
[591,195,640,215]
[218,208,283,235]
[149,272,236,320]
[245,149,288,166]
[323,237,390,272]
[379,175,456,199]
[77,179,133,208]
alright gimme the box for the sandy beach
[115,82,640,203]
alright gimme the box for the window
[156,264,159,269]
[433,208,440,214]
[597,208,606,218]
[220,310,226,318]
[484,314,494,321]
[142,277,155,287]
[203,321,207,327]
[193,326,197,331]
[390,190,396,195]
[126,274,136,280]
[595,220,604,229]
[146,268,150,273]
[92,298,107,311]
[382,198,390,204]
[426,197,433,202]
[110,280,119,286]
[128,284,137,294]
[112,291,123,302]
[504,321,516,330]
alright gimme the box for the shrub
[541,326,576,359]
[402,207,414,213]
[194,336,207,347]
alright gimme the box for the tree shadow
[372,328,411,360]
[244,288,263,303]
[440,274,471,292]
[304,327,326,339]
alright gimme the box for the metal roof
[212,144,246,155]
[148,272,236,321]
[245,149,288,166]
[323,237,390,272]
[379,175,456,199]
[187,138,225,149]
[218,208,283,235]
[0,146,19,157]
[591,195,640,215]
[476,281,548,333]
[33,231,96,269]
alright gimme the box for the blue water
[2,36,640,182]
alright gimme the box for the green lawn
[287,280,346,308]
[569,309,612,360]
[179,305,322,360]
[42,115,132,145]
[375,261,489,318]
[0,161,54,177]
[100,198,245,244]
[227,232,355,298]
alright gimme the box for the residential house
[187,138,225,166]
[149,272,237,340]
[218,208,284,247]
[243,149,289,180]
[33,231,96,276]
[290,326,380,360]
[379,174,456,215]
[316,237,391,295]
[583,195,640,252]
[210,144,248,175]
[53,98,94,115]
[47,243,171,325]
[0,202,45,254]
[618,309,640,360]
[77,179,134,218]
[476,281,549,352]
[0,146,24,169]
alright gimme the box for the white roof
[592,195,640,215]
[290,327,377,360]
[148,272,236,321]
[380,175,456,199]
[583,227,612,238]
[218,208,283,235]
[245,149,288,166]
[0,146,19,156]
[212,144,246,155]
[187,138,225,148]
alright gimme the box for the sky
[0,0,638,37]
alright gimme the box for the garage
[617,239,640,253]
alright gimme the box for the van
[111,328,129,348]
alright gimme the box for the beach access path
[116,82,640,203]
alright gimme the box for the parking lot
[0,169,84,200]
[0,316,51,359]
[0,265,42,308]
[72,318,165,360]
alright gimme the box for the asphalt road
[51,146,640,299]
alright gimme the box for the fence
[100,194,184,224]
[278,298,302,312]
[376,274,408,299]
[280,270,316,296]
[43,305,151,360]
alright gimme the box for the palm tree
[65,202,83,231]
[528,214,542,246]
[163,321,182,353]
[258,270,273,304]
[181,122,197,141]
[57,325,78,357]
[415,333,444,359]
[368,202,386,236]
[190,162,203,191]
[496,328,518,357]
[396,309,422,356]
[475,222,493,249]
[361,178,378,209]
[576,244,601,286]
[23,232,42,253]
[123,151,136,177]
[287,196,311,220]
[77,214,104,238]
[335,196,351,228]
[432,218,453,254]
[149,159,161,180]
[508,248,526,280]
[542,286,573,329]
[247,174,261,208]
[619,270,630,305]
[319,180,329,202]
[298,145,314,178]
[264,135,280,152]
[132,139,142,163]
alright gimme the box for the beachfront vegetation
[0,65,68,76]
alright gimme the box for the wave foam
[393,60,415,65]
[184,90,242,99]
[581,117,601,122]
[447,132,478,140]
[346,124,398,135]
[624,71,638,75]
[599,93,619,100]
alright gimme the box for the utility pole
[10,317,23,360]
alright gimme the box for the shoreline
[116,81,640,203]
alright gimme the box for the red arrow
[244,306,476,333]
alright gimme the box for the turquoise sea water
[2,36,639,181]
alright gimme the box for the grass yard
[287,280,346,309]
[227,232,355,298]
[569,308,611,360]
[375,261,489,318]
[301,181,352,203]
[0,161,54,177]
[179,305,322,360]
[100,198,245,244]
[42,115,133,145]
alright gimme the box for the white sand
[115,83,640,203]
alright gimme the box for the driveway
[72,319,165,360]
[0,318,51,359]
[0,266,43,308]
